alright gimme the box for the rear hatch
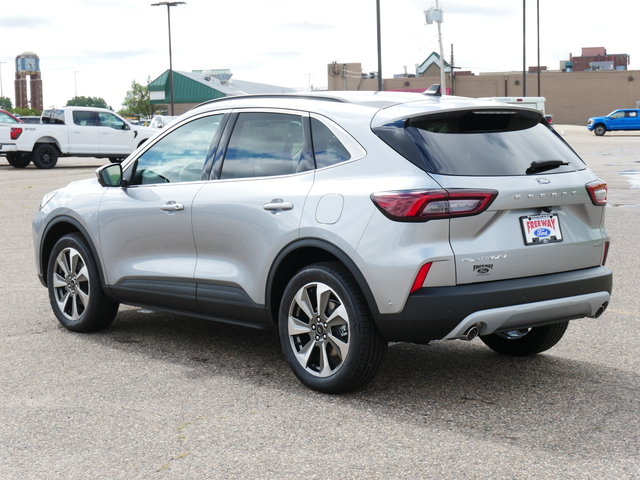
[374,106,608,285]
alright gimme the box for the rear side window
[220,112,313,179]
[310,118,351,168]
[375,109,585,176]
[73,111,98,126]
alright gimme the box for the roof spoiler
[423,84,442,97]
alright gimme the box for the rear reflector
[586,180,607,206]
[602,240,610,266]
[371,189,498,222]
[410,263,432,293]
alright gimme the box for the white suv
[33,91,612,393]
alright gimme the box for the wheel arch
[39,216,108,291]
[265,238,379,327]
[34,137,62,152]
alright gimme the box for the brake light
[586,180,607,205]
[10,127,22,140]
[370,189,498,221]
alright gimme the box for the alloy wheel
[287,281,351,378]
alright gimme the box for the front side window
[220,112,312,179]
[99,112,127,130]
[131,115,223,185]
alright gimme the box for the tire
[5,152,31,168]
[109,157,124,164]
[480,321,569,356]
[594,125,606,136]
[32,143,59,169]
[47,233,119,332]
[278,262,387,393]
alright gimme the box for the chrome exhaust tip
[459,324,480,341]
[594,302,608,318]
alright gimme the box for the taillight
[10,127,22,140]
[370,189,498,222]
[586,180,607,205]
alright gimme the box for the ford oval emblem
[536,178,551,185]
[534,228,551,237]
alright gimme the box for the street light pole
[522,0,527,96]
[74,71,80,99]
[151,1,185,116]
[376,0,383,91]
[0,62,6,98]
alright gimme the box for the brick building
[327,57,640,126]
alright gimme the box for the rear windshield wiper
[526,159,569,175]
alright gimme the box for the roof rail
[193,93,348,110]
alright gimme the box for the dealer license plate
[520,213,563,245]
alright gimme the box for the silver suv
[33,91,612,393]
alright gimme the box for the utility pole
[450,44,454,96]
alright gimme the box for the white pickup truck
[0,106,157,169]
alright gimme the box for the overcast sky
[1,0,637,111]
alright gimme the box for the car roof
[188,90,540,128]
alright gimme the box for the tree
[14,107,41,116]
[66,96,110,109]
[118,78,153,119]
[0,96,12,110]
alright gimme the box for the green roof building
[148,69,296,115]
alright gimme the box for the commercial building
[328,47,640,125]
[148,69,295,115]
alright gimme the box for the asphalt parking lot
[1,127,638,479]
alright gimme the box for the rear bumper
[0,143,17,153]
[373,266,612,343]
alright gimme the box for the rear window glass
[377,110,585,176]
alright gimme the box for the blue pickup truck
[587,109,640,136]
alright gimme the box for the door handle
[263,199,294,211]
[160,201,184,211]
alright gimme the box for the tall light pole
[376,0,383,91]
[0,62,6,98]
[522,0,527,96]
[151,1,185,116]
[74,71,80,99]
[537,0,541,96]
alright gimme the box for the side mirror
[96,163,123,187]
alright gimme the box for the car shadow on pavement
[84,307,638,460]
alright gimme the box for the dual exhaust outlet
[457,301,608,342]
